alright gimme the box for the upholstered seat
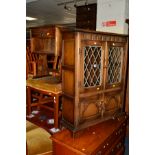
[26,121,52,155]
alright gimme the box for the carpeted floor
[26,107,129,154]
[26,107,59,134]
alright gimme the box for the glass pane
[84,46,102,87]
[107,46,123,84]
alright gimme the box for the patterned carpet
[26,107,60,135]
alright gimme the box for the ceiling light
[26,16,37,21]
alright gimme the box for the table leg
[54,94,59,128]
[27,86,31,115]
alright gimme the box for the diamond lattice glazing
[108,47,123,84]
[84,46,102,87]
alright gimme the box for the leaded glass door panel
[79,41,105,93]
[106,42,125,89]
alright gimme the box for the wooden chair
[26,47,38,77]
[26,47,49,78]
[49,56,62,78]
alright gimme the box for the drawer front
[94,136,124,155]
[116,146,125,155]
[109,120,127,143]
[108,138,125,155]
[76,4,97,15]
[93,120,127,155]
[31,27,55,38]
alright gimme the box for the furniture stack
[27,25,62,78]
[76,4,97,30]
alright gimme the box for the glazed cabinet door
[79,40,105,94]
[105,42,127,89]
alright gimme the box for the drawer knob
[97,87,100,90]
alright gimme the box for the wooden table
[26,76,62,129]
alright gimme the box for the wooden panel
[31,27,55,38]
[30,26,62,56]
[53,142,80,155]
[31,38,55,53]
[63,39,75,66]
[104,91,122,116]
[63,70,75,96]
[79,95,102,123]
[36,55,49,77]
[79,102,99,123]
[62,97,74,124]
[62,32,75,40]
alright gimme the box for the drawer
[110,120,127,141]
[93,120,127,155]
[116,146,125,155]
[76,4,97,15]
[31,27,55,38]
[103,123,126,150]
[76,14,96,21]
[94,135,125,155]
[108,137,125,155]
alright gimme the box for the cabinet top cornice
[60,27,128,37]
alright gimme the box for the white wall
[96,0,129,34]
